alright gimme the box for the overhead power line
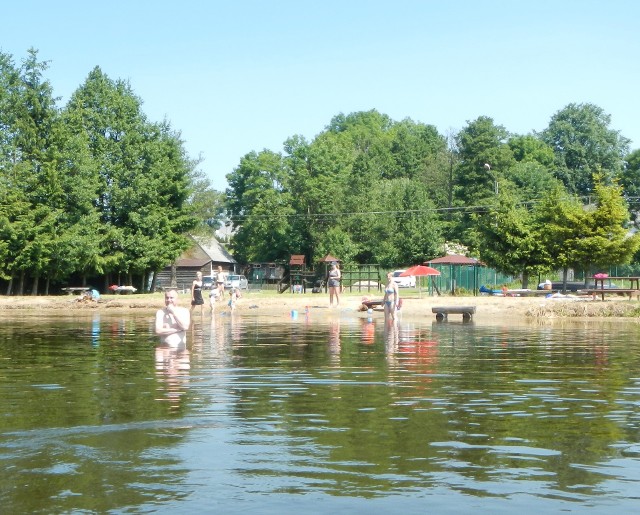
[224,200,541,224]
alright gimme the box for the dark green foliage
[2,48,639,290]
[540,103,630,196]
[0,51,201,294]
[225,104,639,276]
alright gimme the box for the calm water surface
[1,310,640,514]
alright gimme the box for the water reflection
[328,318,341,361]
[1,313,639,513]
[91,313,100,347]
[155,343,191,412]
[384,318,400,356]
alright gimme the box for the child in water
[228,287,241,310]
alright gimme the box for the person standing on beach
[155,289,191,346]
[328,262,341,307]
[190,271,205,316]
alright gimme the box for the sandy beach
[1,290,638,323]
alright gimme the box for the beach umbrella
[400,265,440,277]
[399,265,440,297]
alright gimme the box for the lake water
[1,310,640,514]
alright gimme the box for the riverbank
[1,291,639,323]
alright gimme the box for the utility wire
[224,195,640,224]
[224,200,542,223]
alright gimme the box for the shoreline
[1,291,639,324]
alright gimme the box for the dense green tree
[272,134,325,264]
[226,150,294,263]
[536,178,639,287]
[0,51,19,169]
[620,149,640,225]
[573,177,639,271]
[474,184,551,288]
[5,45,640,294]
[64,68,196,288]
[0,49,63,294]
[540,103,630,196]
[235,192,297,263]
[455,116,516,206]
[189,168,226,235]
[389,118,446,179]
[503,161,559,202]
[508,134,555,167]
[534,185,585,288]
[452,117,516,248]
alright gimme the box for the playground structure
[244,255,382,294]
[339,264,383,293]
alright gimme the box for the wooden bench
[432,306,476,322]
[581,289,640,301]
[361,299,384,311]
[61,287,91,295]
[508,289,553,297]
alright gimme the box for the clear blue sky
[3,0,639,191]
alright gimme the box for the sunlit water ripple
[1,312,639,513]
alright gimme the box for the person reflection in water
[384,319,400,358]
[155,289,191,346]
[329,320,341,358]
[155,342,191,412]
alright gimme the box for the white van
[224,274,249,290]
[392,270,416,288]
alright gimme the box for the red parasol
[399,265,440,297]
[399,265,440,277]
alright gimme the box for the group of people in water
[156,262,402,347]
[187,266,241,317]
[328,262,400,320]
[155,266,240,346]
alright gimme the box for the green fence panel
[429,265,514,295]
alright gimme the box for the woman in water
[383,272,400,321]
[215,266,226,302]
[190,271,205,317]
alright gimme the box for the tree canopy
[0,50,205,294]
[2,48,638,295]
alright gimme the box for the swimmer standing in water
[155,289,191,346]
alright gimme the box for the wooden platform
[432,306,476,322]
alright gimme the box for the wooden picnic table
[362,299,384,310]
[586,276,640,301]
[61,287,91,295]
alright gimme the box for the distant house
[154,235,237,291]
[244,262,286,283]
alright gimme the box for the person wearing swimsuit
[191,271,205,317]
[155,289,191,346]
[383,272,400,321]
[328,262,341,307]
[215,266,226,302]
